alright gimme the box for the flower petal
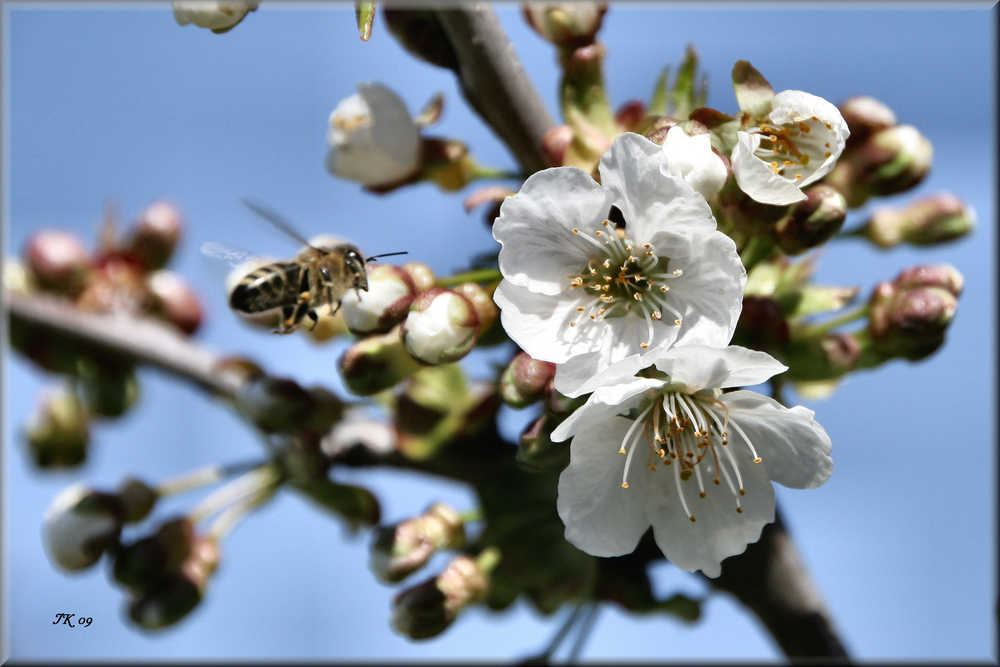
[551,375,662,441]
[493,167,612,296]
[651,345,786,393]
[720,390,833,489]
[557,416,654,557]
[731,131,808,206]
[494,281,601,364]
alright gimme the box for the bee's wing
[200,241,266,267]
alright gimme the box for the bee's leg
[307,309,319,331]
[276,305,298,334]
[293,301,311,329]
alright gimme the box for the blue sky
[3,3,995,662]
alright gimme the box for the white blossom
[553,345,833,578]
[325,83,421,188]
[172,1,259,31]
[731,90,850,206]
[661,125,728,199]
[493,132,745,398]
[43,484,122,572]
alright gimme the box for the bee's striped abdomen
[230,262,305,314]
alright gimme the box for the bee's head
[342,246,368,292]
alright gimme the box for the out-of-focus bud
[895,263,964,296]
[118,478,159,523]
[43,484,123,572]
[172,1,258,33]
[76,256,150,315]
[517,413,570,472]
[838,96,897,148]
[825,125,933,208]
[661,122,729,199]
[77,360,139,418]
[615,99,647,133]
[523,2,607,48]
[858,193,975,249]
[401,288,479,365]
[321,409,397,460]
[24,230,91,296]
[451,282,497,338]
[419,138,477,192]
[391,550,496,640]
[146,270,203,334]
[326,83,421,189]
[371,503,466,583]
[541,124,575,167]
[732,295,789,351]
[341,264,416,335]
[127,535,219,630]
[113,517,195,591]
[301,386,346,435]
[775,184,848,254]
[340,325,422,396]
[867,268,960,361]
[500,352,555,408]
[126,202,183,271]
[234,376,316,432]
[785,332,861,383]
[25,384,90,468]
[402,262,435,295]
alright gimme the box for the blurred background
[3,3,995,661]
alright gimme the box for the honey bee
[205,199,404,334]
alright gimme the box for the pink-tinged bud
[541,125,575,167]
[127,535,219,630]
[615,99,646,132]
[451,282,497,337]
[24,230,91,295]
[233,376,316,433]
[786,332,861,382]
[401,288,479,365]
[25,384,90,468]
[500,352,555,408]
[43,484,124,571]
[341,264,416,335]
[147,270,203,334]
[838,96,897,148]
[522,2,607,48]
[113,517,196,591]
[340,325,422,396]
[895,264,964,297]
[126,201,183,271]
[825,124,933,208]
[868,274,959,361]
[76,256,150,315]
[391,552,494,640]
[402,262,436,295]
[860,193,975,248]
[371,503,466,583]
[775,184,848,254]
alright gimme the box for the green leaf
[672,45,698,119]
[649,65,670,117]
[732,60,775,120]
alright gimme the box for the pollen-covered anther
[570,277,583,287]
[674,318,682,325]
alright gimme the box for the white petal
[645,448,775,578]
[493,167,613,296]
[494,281,601,365]
[661,126,728,199]
[720,390,833,489]
[557,417,654,557]
[551,376,662,441]
[651,345,786,393]
[731,131,808,206]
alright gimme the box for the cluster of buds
[9,201,203,467]
[338,261,497,397]
[370,502,466,583]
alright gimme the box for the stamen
[727,417,762,463]
[671,450,695,522]
[620,404,654,489]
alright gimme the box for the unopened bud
[868,276,959,361]
[517,413,571,472]
[341,264,416,335]
[838,96,897,148]
[785,333,861,382]
[77,362,139,418]
[371,503,466,583]
[500,352,555,408]
[401,288,479,365]
[402,262,436,295]
[391,551,494,640]
[732,296,789,350]
[118,478,158,523]
[26,384,90,468]
[541,124,575,167]
[661,122,729,199]
[24,230,91,295]
[113,517,196,591]
[172,1,259,33]
[860,193,975,248]
[451,282,497,337]
[234,376,315,432]
[895,264,964,296]
[775,184,847,254]
[147,270,203,334]
[126,202,183,270]
[522,2,607,48]
[420,138,477,192]
[43,484,123,571]
[340,325,422,396]
[827,125,933,207]
[127,535,219,630]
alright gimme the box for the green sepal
[783,284,860,320]
[355,1,376,41]
[732,60,775,121]
[294,478,381,531]
[689,107,739,156]
[671,45,698,120]
[649,65,670,117]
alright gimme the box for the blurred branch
[5,289,244,397]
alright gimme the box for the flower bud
[146,270,203,334]
[24,230,91,296]
[838,96,897,148]
[371,503,466,583]
[340,325,422,396]
[234,376,316,433]
[118,478,158,523]
[326,83,421,188]
[401,262,436,295]
[77,362,139,418]
[43,484,123,571]
[826,125,933,207]
[615,99,647,133]
[451,282,497,337]
[25,384,89,468]
[127,536,219,630]
[321,410,397,460]
[76,255,150,316]
[500,352,555,408]
[172,1,258,33]
[401,288,479,365]
[732,295,789,351]
[517,413,571,472]
[541,124,575,167]
[113,517,196,591]
[340,264,416,335]
[785,332,861,382]
[661,122,729,199]
[867,275,959,362]
[391,552,494,640]
[419,138,477,192]
[859,193,975,248]
[774,184,847,255]
[522,2,607,48]
[125,202,183,271]
[895,264,964,296]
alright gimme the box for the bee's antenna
[366,251,408,263]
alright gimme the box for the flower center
[618,391,762,523]
[566,220,683,349]
[753,116,836,183]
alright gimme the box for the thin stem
[189,464,281,525]
[469,163,523,181]
[567,602,600,663]
[436,268,502,287]
[796,303,871,338]
[157,459,269,497]
[538,602,585,661]
[208,471,281,541]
